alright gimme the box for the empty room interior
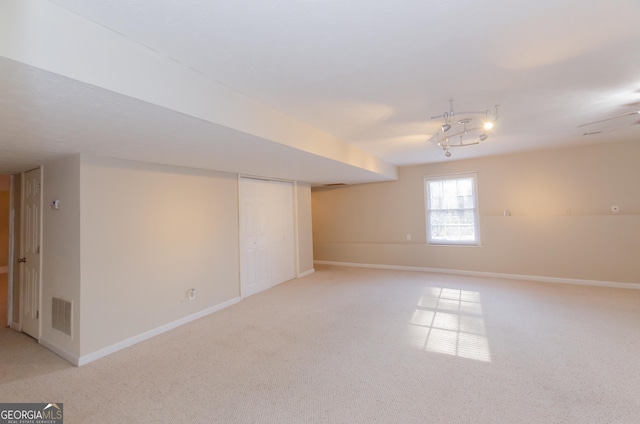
[1,1,639,423]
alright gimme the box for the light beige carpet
[1,265,639,423]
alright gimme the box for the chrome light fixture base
[428,99,498,157]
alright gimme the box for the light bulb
[483,121,494,130]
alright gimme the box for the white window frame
[424,173,481,246]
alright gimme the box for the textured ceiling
[1,0,640,183]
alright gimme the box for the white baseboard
[0,266,7,274]
[10,321,21,331]
[40,338,80,366]
[314,260,640,290]
[76,297,241,366]
[298,268,315,278]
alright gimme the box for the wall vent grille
[52,297,72,337]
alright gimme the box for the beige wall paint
[296,182,314,275]
[79,155,241,356]
[313,141,640,284]
[32,153,315,363]
[42,155,82,356]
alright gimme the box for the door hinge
[36,310,39,319]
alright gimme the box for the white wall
[42,155,82,358]
[312,141,640,285]
[79,155,240,356]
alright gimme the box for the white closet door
[239,178,295,298]
[240,178,271,297]
[269,180,295,286]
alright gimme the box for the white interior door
[22,168,41,339]
[240,178,295,298]
[269,180,295,286]
[240,178,271,297]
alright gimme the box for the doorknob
[17,258,26,263]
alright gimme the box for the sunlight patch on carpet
[408,287,491,362]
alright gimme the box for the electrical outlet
[188,288,196,300]
[611,205,620,215]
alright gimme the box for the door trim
[8,174,21,331]
[6,174,14,328]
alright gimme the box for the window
[425,173,480,245]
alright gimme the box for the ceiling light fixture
[429,99,499,157]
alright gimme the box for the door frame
[6,174,15,329]
[6,173,22,331]
[238,175,298,299]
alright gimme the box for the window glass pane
[426,175,479,245]
[429,178,474,210]
[429,210,476,242]
[428,181,443,209]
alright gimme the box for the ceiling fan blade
[578,111,640,128]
